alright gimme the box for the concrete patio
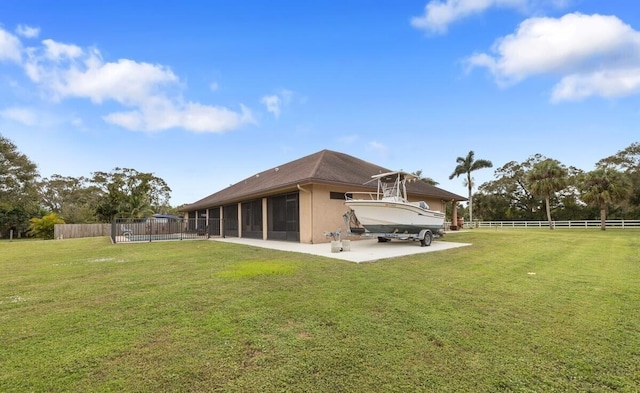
[212,233,471,263]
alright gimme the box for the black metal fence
[111,217,221,243]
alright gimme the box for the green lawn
[1,230,639,392]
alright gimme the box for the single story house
[180,149,466,244]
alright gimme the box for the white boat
[344,171,445,238]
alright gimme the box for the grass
[1,230,639,392]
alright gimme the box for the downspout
[297,184,312,244]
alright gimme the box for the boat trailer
[338,210,441,247]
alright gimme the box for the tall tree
[526,159,568,229]
[476,158,538,221]
[476,155,591,221]
[597,142,640,169]
[39,175,102,223]
[91,167,171,222]
[449,150,493,223]
[579,167,631,230]
[0,134,40,236]
[597,142,640,217]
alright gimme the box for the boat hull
[345,200,445,234]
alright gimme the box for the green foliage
[1,232,639,391]
[579,167,631,230]
[445,202,467,220]
[475,155,541,220]
[597,142,640,217]
[0,134,41,236]
[527,159,568,200]
[475,154,591,221]
[552,193,598,220]
[411,169,439,185]
[92,167,172,222]
[28,213,65,239]
[526,158,569,228]
[0,207,31,238]
[0,134,39,208]
[473,192,514,220]
[38,175,102,224]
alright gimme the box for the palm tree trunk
[545,196,554,230]
[600,201,607,231]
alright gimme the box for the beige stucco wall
[309,184,352,244]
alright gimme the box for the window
[330,192,351,200]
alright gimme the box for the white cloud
[280,89,293,103]
[338,134,359,144]
[41,39,83,61]
[7,33,254,133]
[49,56,178,105]
[261,89,294,119]
[411,0,527,34]
[368,141,389,158]
[16,25,40,39]
[23,43,176,104]
[70,115,84,128]
[0,106,37,126]
[182,103,254,132]
[261,95,281,118]
[0,28,22,63]
[466,13,640,101]
[551,69,640,102]
[104,101,255,133]
[411,0,573,34]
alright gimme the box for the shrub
[29,213,65,239]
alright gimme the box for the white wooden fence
[446,220,640,230]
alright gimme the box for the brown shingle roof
[181,149,466,211]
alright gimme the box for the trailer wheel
[420,231,432,247]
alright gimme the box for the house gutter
[297,184,313,244]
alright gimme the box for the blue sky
[1,0,638,205]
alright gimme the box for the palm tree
[449,151,493,224]
[412,170,439,186]
[579,167,631,230]
[526,159,568,229]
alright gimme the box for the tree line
[457,145,637,230]
[2,133,638,237]
[1,134,173,238]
